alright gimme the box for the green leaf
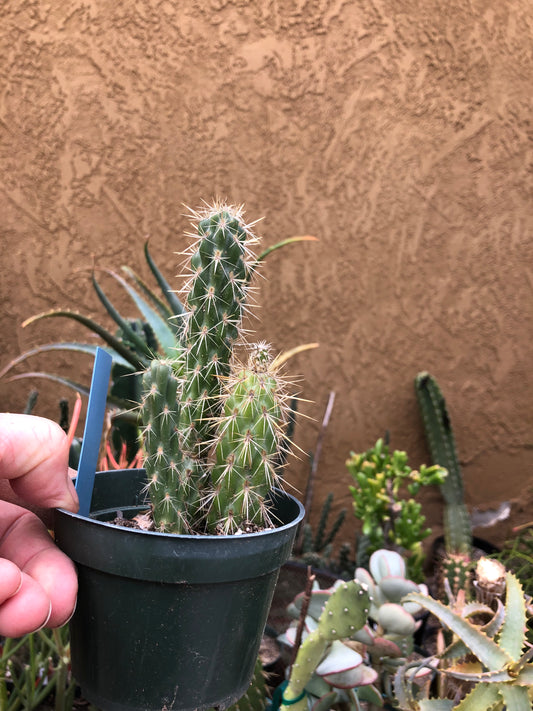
[498,685,531,711]
[7,372,134,412]
[498,572,527,661]
[404,593,511,671]
[92,274,155,361]
[455,683,501,711]
[144,241,186,319]
[418,700,455,711]
[121,266,175,324]
[0,343,134,379]
[22,310,148,370]
[253,235,318,270]
[101,269,176,355]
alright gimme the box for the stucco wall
[1,1,532,548]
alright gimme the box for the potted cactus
[54,203,307,711]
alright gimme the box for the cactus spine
[140,203,293,535]
[415,372,473,597]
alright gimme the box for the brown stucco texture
[1,1,532,549]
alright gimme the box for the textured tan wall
[1,1,532,548]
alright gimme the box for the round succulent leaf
[321,663,378,689]
[315,641,363,676]
[370,549,406,583]
[305,674,333,699]
[300,591,332,622]
[351,624,375,646]
[368,635,403,658]
[377,602,416,636]
[354,567,376,597]
[379,575,419,602]
[355,683,384,706]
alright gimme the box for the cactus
[277,550,428,710]
[178,205,258,459]
[139,203,300,535]
[279,580,372,710]
[415,372,473,600]
[206,343,289,534]
[397,571,533,710]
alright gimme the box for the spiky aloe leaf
[454,682,501,711]
[100,269,176,354]
[121,266,175,324]
[498,685,531,711]
[144,240,186,319]
[253,235,318,269]
[21,310,147,369]
[418,701,455,711]
[0,342,134,379]
[498,572,527,661]
[404,592,511,671]
[92,274,155,361]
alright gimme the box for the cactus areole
[54,204,308,711]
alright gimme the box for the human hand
[0,413,79,637]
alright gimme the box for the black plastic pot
[54,469,304,711]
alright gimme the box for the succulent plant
[396,570,533,710]
[139,203,303,535]
[277,550,428,709]
[347,437,447,582]
[415,372,473,599]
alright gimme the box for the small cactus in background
[140,203,302,535]
[415,372,473,599]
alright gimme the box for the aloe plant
[396,571,533,710]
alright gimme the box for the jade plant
[139,203,308,534]
[396,571,533,710]
[277,549,429,709]
[347,438,447,581]
[415,372,474,599]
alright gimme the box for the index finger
[0,414,79,512]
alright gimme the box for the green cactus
[278,550,428,710]
[280,580,371,710]
[218,656,267,711]
[414,372,472,558]
[141,357,203,533]
[415,372,475,603]
[178,205,257,458]
[206,343,289,534]
[139,203,299,535]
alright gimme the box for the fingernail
[57,597,78,627]
[36,601,53,632]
